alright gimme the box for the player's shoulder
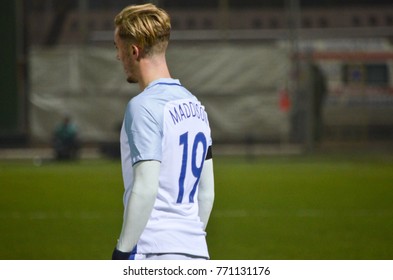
[128,86,158,108]
[128,79,199,112]
[126,89,166,119]
[129,91,148,106]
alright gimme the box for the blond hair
[114,3,171,55]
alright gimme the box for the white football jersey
[120,78,212,258]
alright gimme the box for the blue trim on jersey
[129,245,137,260]
[157,82,183,86]
[150,82,184,89]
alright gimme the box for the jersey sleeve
[124,98,162,165]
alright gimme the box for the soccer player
[112,4,215,260]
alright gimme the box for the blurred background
[1,0,392,158]
[1,0,393,261]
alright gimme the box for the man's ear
[130,44,142,61]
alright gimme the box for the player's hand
[112,247,131,260]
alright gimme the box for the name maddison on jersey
[168,101,209,126]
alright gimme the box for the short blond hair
[114,3,171,55]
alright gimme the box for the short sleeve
[124,98,162,165]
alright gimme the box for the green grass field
[1,153,393,260]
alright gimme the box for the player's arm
[112,160,160,260]
[198,146,215,230]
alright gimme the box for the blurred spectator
[53,116,80,160]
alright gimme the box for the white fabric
[197,158,215,230]
[117,160,160,253]
[119,78,213,258]
[133,253,207,260]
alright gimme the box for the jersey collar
[145,78,181,90]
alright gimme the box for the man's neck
[138,54,171,90]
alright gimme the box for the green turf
[1,153,392,260]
